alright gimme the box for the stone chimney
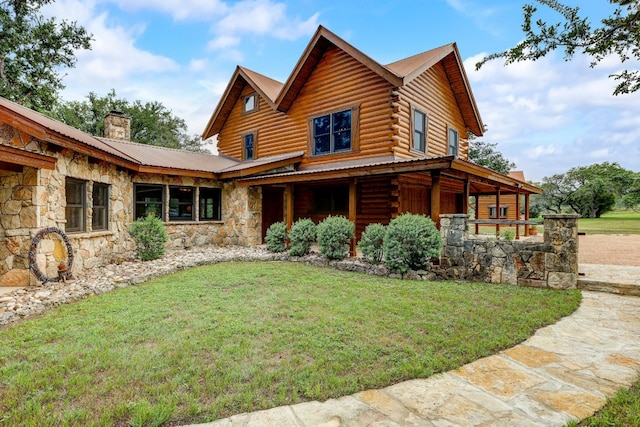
[104,111,131,141]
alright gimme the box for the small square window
[243,94,258,113]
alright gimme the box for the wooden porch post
[349,180,357,256]
[285,183,294,231]
[495,187,501,235]
[462,179,470,216]
[431,171,441,227]
[474,194,480,234]
[524,193,530,237]
[515,189,521,240]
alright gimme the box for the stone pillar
[543,214,579,289]
[439,214,469,269]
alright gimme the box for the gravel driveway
[579,234,640,266]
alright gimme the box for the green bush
[264,221,288,252]
[288,218,316,257]
[383,213,443,274]
[128,214,169,261]
[500,229,515,241]
[316,216,355,260]
[358,223,386,264]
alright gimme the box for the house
[474,171,539,238]
[0,101,293,286]
[0,25,541,287]
[202,26,541,241]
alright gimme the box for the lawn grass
[568,380,640,426]
[0,262,581,426]
[578,210,640,235]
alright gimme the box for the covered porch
[236,155,542,244]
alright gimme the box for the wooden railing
[468,219,544,238]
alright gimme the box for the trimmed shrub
[128,214,169,261]
[500,229,515,241]
[265,221,288,252]
[358,223,386,264]
[383,213,443,274]
[288,218,316,257]
[316,216,355,260]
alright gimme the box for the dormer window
[244,93,258,113]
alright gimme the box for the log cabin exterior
[203,26,541,240]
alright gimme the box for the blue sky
[42,0,639,181]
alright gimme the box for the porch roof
[235,155,542,195]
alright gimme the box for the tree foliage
[50,89,208,152]
[531,162,637,217]
[468,138,516,174]
[0,0,92,111]
[477,0,640,95]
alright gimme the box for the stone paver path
[185,291,640,427]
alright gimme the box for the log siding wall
[395,62,469,160]
[217,46,395,165]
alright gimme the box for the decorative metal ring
[28,227,74,283]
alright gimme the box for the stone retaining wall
[438,214,579,289]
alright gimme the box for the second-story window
[448,127,459,156]
[244,93,258,113]
[413,109,427,153]
[312,109,352,155]
[243,133,255,160]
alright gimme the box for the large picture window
[413,109,427,153]
[134,185,164,219]
[65,178,86,233]
[312,109,352,155]
[199,188,222,221]
[312,186,349,213]
[169,186,194,221]
[92,183,109,231]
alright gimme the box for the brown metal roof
[239,66,283,103]
[385,44,453,78]
[98,137,240,173]
[0,97,139,164]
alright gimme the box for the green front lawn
[578,210,640,235]
[0,262,581,426]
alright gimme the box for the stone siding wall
[1,125,261,286]
[438,214,579,289]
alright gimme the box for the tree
[477,0,640,95]
[0,0,92,111]
[50,90,208,152]
[468,138,516,174]
[532,162,636,217]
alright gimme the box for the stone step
[577,279,640,296]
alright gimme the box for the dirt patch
[579,234,640,266]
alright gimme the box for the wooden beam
[515,190,521,240]
[431,170,441,227]
[495,187,501,235]
[462,179,469,215]
[0,144,57,170]
[524,193,531,237]
[349,180,357,256]
[285,183,294,231]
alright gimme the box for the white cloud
[464,51,640,180]
[102,0,229,21]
